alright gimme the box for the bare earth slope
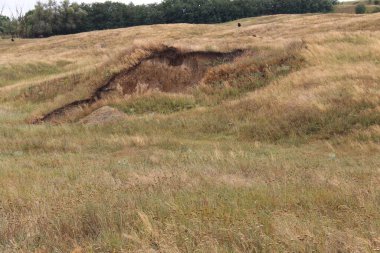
[0,13,379,252]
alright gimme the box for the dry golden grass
[334,3,380,14]
[0,13,379,252]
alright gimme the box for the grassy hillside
[334,0,380,14]
[0,13,379,252]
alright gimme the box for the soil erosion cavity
[34,46,244,123]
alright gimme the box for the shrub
[355,4,367,14]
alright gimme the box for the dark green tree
[0,15,9,35]
[355,4,366,14]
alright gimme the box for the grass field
[0,13,380,252]
[334,0,380,14]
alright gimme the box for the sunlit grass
[0,13,379,252]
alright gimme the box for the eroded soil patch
[33,46,243,123]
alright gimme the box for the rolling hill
[0,13,379,252]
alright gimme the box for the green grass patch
[0,60,72,87]
[113,93,197,115]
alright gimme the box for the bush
[375,0,380,4]
[373,6,380,12]
[355,4,367,14]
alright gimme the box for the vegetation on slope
[333,0,380,14]
[0,0,337,38]
[0,13,379,252]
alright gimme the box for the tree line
[0,0,337,38]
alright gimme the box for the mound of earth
[79,106,126,125]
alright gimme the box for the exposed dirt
[115,48,243,94]
[33,46,243,123]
